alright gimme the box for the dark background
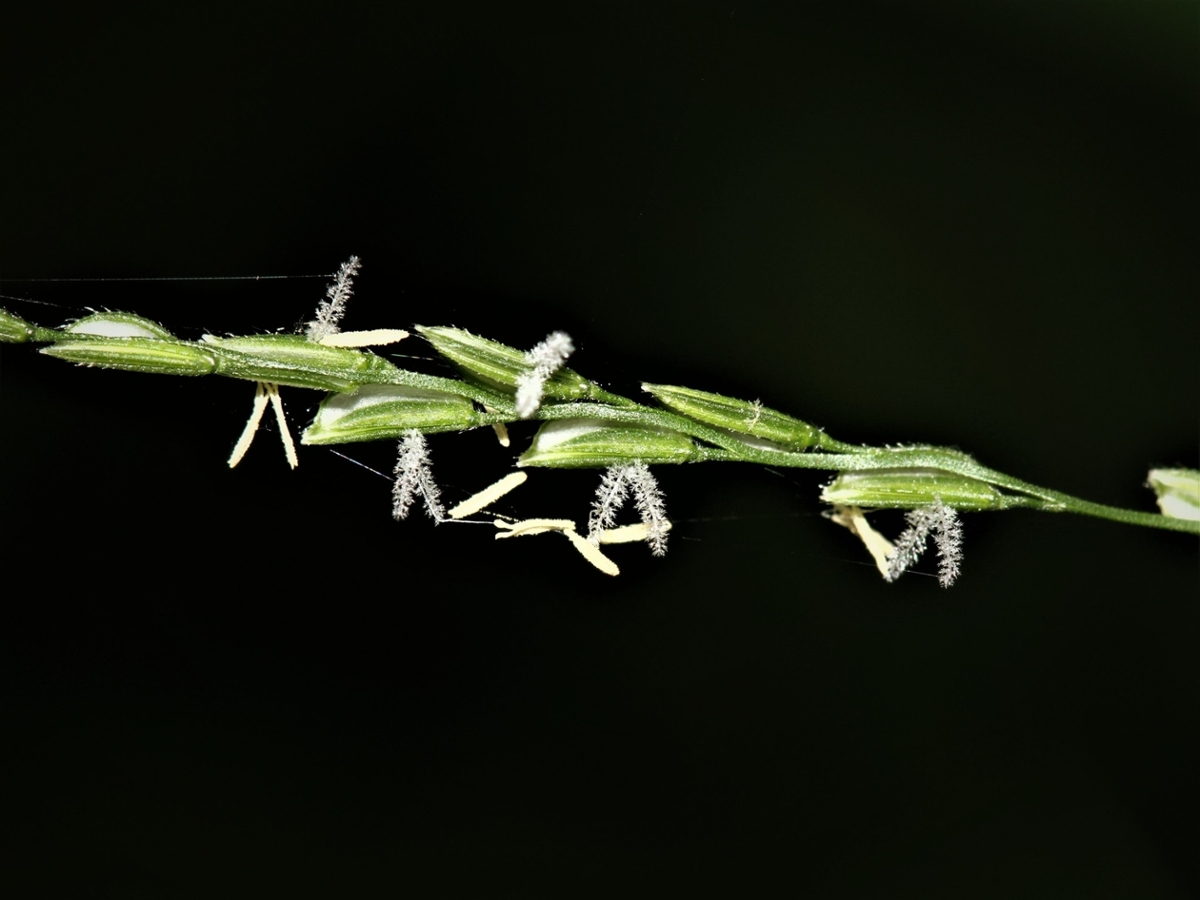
[2,2,1196,894]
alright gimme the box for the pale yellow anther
[228,381,298,469]
[483,406,511,447]
[598,520,674,544]
[448,471,528,519]
[265,382,298,469]
[316,328,409,348]
[494,517,577,538]
[564,529,620,576]
[830,505,895,577]
[228,382,270,468]
[491,517,619,575]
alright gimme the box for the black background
[2,2,1197,895]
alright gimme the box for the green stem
[511,400,1199,536]
[15,306,1194,536]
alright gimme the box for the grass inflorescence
[2,259,1196,584]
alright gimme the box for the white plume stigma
[588,465,632,542]
[392,430,445,523]
[306,255,361,343]
[587,463,669,556]
[885,497,962,588]
[627,463,669,556]
[885,508,933,583]
[516,330,574,418]
[930,500,963,588]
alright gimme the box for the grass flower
[222,257,406,467]
[8,262,1197,585]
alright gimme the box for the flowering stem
[497,402,1198,534]
[4,297,1195,548]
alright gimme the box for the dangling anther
[228,382,270,468]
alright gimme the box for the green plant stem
[10,308,1195,536]
[490,400,1199,536]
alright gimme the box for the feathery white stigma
[392,430,445,523]
[929,501,963,587]
[306,255,361,343]
[587,465,632,541]
[515,330,574,418]
[587,463,669,556]
[627,463,669,556]
[885,497,963,588]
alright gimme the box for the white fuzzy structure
[392,430,445,522]
[587,463,669,556]
[306,255,361,343]
[515,331,574,418]
[885,498,963,588]
[930,501,963,588]
[627,463,669,556]
[587,465,633,542]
